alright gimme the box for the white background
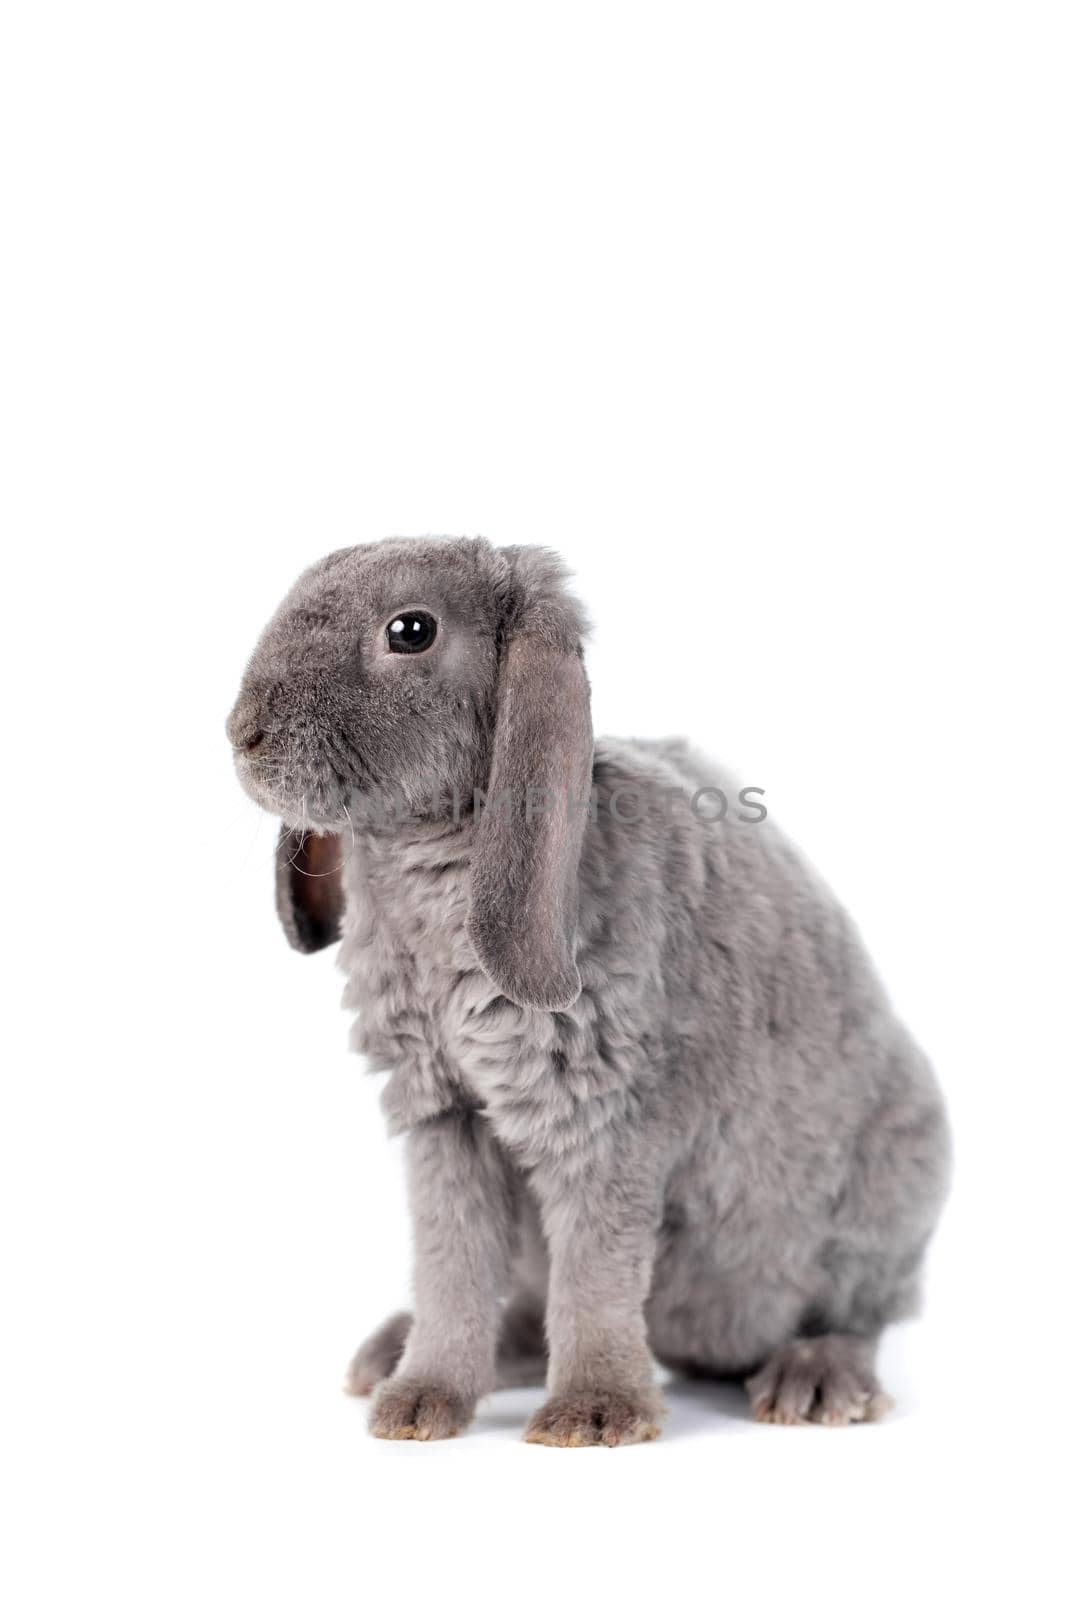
[2,4,1063,1596]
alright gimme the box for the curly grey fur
[228,536,950,1446]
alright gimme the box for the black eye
[385,610,438,654]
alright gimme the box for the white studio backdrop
[1,4,1062,1597]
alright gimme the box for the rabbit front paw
[524,1389,662,1448]
[368,1375,474,1441]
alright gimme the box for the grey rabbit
[227,536,949,1446]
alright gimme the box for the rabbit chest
[339,820,635,1166]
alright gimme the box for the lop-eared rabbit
[227,537,949,1446]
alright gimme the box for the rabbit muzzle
[227,670,364,832]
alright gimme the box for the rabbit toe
[524,1390,662,1448]
[368,1375,474,1441]
[746,1336,892,1426]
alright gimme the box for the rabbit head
[226,536,593,1009]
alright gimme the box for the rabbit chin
[234,755,352,834]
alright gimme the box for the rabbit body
[341,737,947,1417]
[229,537,949,1444]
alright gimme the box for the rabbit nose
[226,700,266,753]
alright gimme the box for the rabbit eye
[386,610,438,654]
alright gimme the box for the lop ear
[467,550,593,1010]
[275,826,345,953]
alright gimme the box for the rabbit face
[229,535,594,1007]
[226,537,508,830]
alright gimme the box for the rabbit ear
[467,550,593,1011]
[275,825,345,953]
